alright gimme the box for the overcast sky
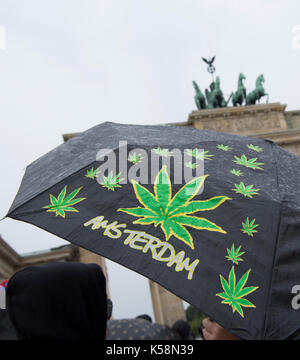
[0,0,300,320]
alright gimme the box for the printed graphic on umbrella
[6,122,300,339]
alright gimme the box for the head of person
[135,314,152,323]
[6,262,108,340]
[172,320,192,340]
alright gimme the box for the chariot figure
[232,73,247,106]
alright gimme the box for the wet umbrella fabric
[6,122,300,340]
[107,319,179,340]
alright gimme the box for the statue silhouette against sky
[192,57,268,110]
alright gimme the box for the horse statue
[232,73,246,106]
[206,77,230,108]
[246,74,268,105]
[192,80,207,110]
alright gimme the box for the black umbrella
[6,122,300,340]
[107,319,180,340]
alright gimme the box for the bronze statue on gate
[192,56,268,110]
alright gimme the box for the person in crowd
[107,317,181,340]
[0,309,18,340]
[172,320,194,340]
[136,314,152,323]
[107,298,113,320]
[6,262,108,340]
[202,318,240,340]
[0,279,18,340]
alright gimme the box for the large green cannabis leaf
[43,186,85,218]
[118,166,230,249]
[216,266,258,318]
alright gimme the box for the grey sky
[0,0,299,320]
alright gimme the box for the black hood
[6,262,107,340]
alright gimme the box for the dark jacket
[0,309,18,340]
[6,262,107,340]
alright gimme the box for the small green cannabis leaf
[247,144,263,152]
[118,166,230,249]
[128,152,143,164]
[185,148,214,161]
[85,167,100,180]
[226,244,245,265]
[152,147,173,157]
[230,169,243,177]
[101,171,123,191]
[233,182,260,198]
[185,161,198,169]
[43,186,85,218]
[216,266,258,318]
[217,144,231,151]
[241,217,259,237]
[233,154,264,171]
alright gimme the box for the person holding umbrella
[202,318,240,340]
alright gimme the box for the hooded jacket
[6,262,107,340]
[0,309,18,340]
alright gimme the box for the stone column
[149,281,186,326]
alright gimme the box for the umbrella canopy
[107,319,180,340]
[7,122,300,340]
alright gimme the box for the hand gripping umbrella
[6,122,300,340]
